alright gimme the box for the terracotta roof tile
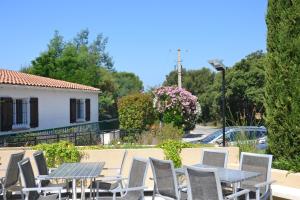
[0,69,100,92]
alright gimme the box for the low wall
[0,146,298,199]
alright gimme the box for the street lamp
[208,59,226,147]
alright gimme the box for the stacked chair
[0,151,25,200]
[18,158,65,200]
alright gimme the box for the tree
[265,0,300,159]
[163,51,267,125]
[114,72,143,97]
[22,30,144,120]
[225,51,266,125]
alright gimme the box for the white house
[0,69,100,135]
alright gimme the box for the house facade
[0,69,100,135]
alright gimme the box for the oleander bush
[153,86,201,130]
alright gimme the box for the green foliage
[163,53,266,126]
[265,0,300,160]
[114,72,143,97]
[33,141,82,168]
[164,68,216,123]
[234,132,263,155]
[21,30,144,120]
[158,140,192,168]
[272,157,300,173]
[118,93,155,131]
[225,51,266,126]
[138,123,184,145]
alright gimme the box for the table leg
[81,179,86,200]
[233,183,238,200]
[72,179,77,200]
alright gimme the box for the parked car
[199,126,267,146]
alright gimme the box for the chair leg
[3,188,6,200]
[152,184,156,200]
[20,189,25,200]
[270,188,273,200]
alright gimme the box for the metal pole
[222,70,226,147]
[177,49,182,88]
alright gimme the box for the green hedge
[118,93,155,131]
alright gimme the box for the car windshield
[201,129,223,143]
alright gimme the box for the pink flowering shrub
[153,86,201,130]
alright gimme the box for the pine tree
[265,0,300,159]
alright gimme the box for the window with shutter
[12,98,29,129]
[0,97,13,131]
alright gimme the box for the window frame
[75,99,85,122]
[12,98,30,129]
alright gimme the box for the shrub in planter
[153,86,201,130]
[33,141,82,168]
[118,93,155,131]
[158,139,192,168]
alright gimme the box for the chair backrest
[149,157,179,199]
[240,152,272,193]
[201,149,228,168]
[185,166,223,200]
[125,157,149,199]
[33,151,50,187]
[18,158,40,200]
[4,151,25,188]
[119,150,128,175]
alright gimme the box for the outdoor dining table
[48,162,105,200]
[176,164,261,196]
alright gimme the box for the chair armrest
[174,168,184,174]
[36,175,51,180]
[103,167,121,170]
[22,186,62,192]
[96,176,126,182]
[48,168,57,173]
[110,186,147,193]
[225,189,250,200]
[255,180,276,188]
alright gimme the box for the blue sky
[0,0,267,88]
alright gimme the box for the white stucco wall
[0,84,99,134]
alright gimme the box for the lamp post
[208,59,226,147]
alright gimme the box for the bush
[137,123,184,145]
[118,93,155,131]
[234,132,263,155]
[158,140,192,168]
[153,86,201,130]
[33,141,82,168]
[272,157,300,173]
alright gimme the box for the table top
[49,162,105,179]
[176,164,261,184]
